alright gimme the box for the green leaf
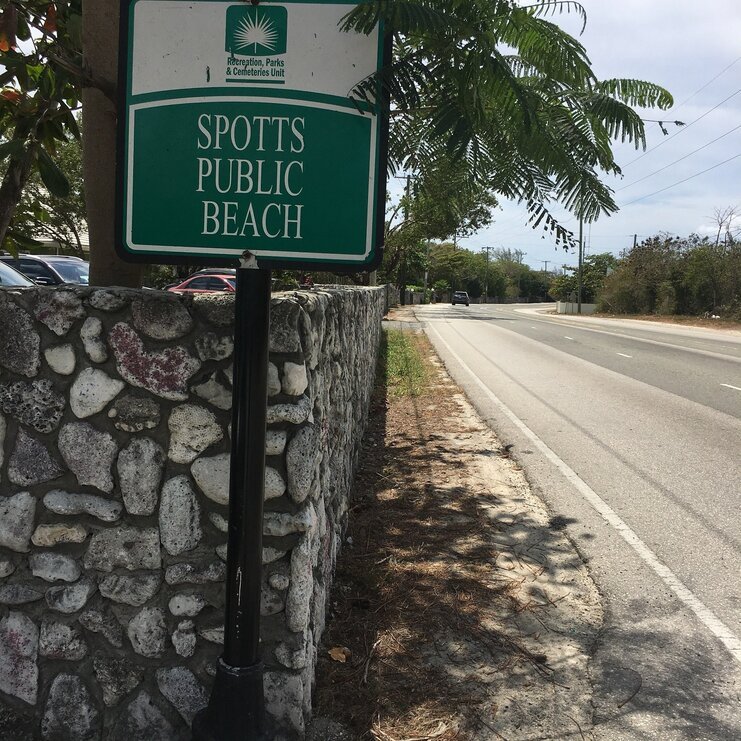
[36,147,70,198]
[0,139,24,160]
[6,228,43,249]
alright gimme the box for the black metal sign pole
[193,253,271,741]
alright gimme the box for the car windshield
[0,261,34,287]
[226,279,236,289]
[49,260,89,284]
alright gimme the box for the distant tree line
[550,233,741,319]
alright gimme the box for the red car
[167,274,236,294]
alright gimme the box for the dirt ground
[309,314,603,740]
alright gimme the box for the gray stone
[41,674,100,740]
[0,379,65,432]
[43,490,122,523]
[70,368,124,418]
[45,577,96,613]
[263,546,288,564]
[0,491,36,552]
[192,373,232,409]
[269,573,290,591]
[266,429,287,456]
[164,561,226,585]
[197,626,224,645]
[262,582,286,616]
[79,608,123,648]
[31,523,88,547]
[0,612,39,705]
[160,476,202,555]
[267,362,281,396]
[39,621,87,660]
[0,294,40,376]
[156,667,208,726]
[0,559,15,578]
[264,505,316,537]
[8,429,63,486]
[30,552,81,582]
[192,293,233,326]
[93,654,144,706]
[282,361,309,396]
[110,691,178,741]
[84,527,161,572]
[270,299,302,352]
[264,671,305,736]
[88,289,129,312]
[209,512,229,532]
[195,332,234,361]
[108,393,161,433]
[58,422,118,492]
[109,322,201,400]
[286,424,320,503]
[275,629,310,669]
[99,573,161,606]
[266,395,312,425]
[127,607,167,658]
[118,437,165,515]
[44,344,76,375]
[215,543,228,562]
[191,453,229,504]
[168,405,223,463]
[80,316,108,363]
[172,620,196,658]
[132,295,194,340]
[168,593,206,617]
[34,290,84,336]
[0,584,43,604]
[265,466,286,500]
[286,535,313,632]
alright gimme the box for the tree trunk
[83,0,142,287]
[0,149,35,247]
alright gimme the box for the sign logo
[225,5,287,57]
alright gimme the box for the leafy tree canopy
[0,0,86,250]
[344,0,673,245]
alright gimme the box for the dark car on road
[452,290,470,306]
[0,254,89,285]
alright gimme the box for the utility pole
[540,260,549,273]
[484,245,490,303]
[577,212,584,315]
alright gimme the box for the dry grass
[313,329,550,740]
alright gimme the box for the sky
[432,0,741,272]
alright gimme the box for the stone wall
[0,284,386,739]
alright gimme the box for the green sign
[117,1,386,270]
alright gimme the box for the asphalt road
[415,302,741,740]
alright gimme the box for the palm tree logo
[235,13,278,54]
[226,6,287,57]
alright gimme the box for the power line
[622,152,741,207]
[616,122,741,192]
[622,87,741,167]
[672,55,741,113]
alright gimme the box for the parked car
[0,260,35,288]
[0,254,89,285]
[167,274,236,294]
[452,290,470,306]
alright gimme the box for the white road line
[427,323,741,667]
[721,383,741,391]
[616,352,633,358]
[564,336,574,340]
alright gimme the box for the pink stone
[109,323,200,401]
